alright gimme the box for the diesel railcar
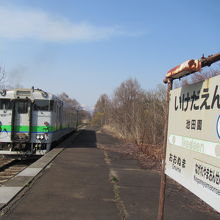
[0,88,78,156]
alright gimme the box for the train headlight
[36,134,43,140]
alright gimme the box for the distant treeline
[92,79,166,146]
[58,92,91,124]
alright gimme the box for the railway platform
[0,129,219,220]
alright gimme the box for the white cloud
[0,6,125,42]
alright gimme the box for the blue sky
[0,0,219,109]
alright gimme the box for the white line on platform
[17,168,42,177]
[0,187,22,203]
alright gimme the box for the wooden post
[157,78,173,220]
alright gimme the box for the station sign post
[157,52,220,220]
[166,74,220,211]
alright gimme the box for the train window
[0,99,12,110]
[17,101,28,114]
[53,101,57,112]
[49,100,54,111]
[34,100,54,111]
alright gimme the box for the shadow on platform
[58,129,97,149]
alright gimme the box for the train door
[11,99,32,142]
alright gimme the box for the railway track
[0,157,36,185]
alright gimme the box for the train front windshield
[0,99,12,110]
[33,100,54,111]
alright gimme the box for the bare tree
[58,92,81,109]
[0,66,6,90]
[110,79,143,142]
[174,65,220,88]
[92,78,166,146]
[92,94,111,126]
[58,92,90,124]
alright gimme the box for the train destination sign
[165,74,220,212]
